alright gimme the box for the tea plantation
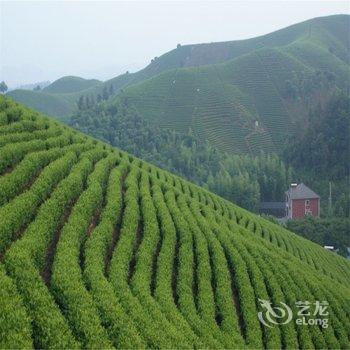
[0,96,349,348]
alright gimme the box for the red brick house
[285,183,320,219]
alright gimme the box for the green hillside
[43,76,101,94]
[5,89,73,122]
[7,14,349,127]
[138,14,349,72]
[1,96,349,349]
[114,15,350,155]
[113,59,329,153]
[6,77,101,120]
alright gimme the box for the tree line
[70,98,292,212]
[283,92,349,218]
[77,84,115,110]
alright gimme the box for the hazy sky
[1,0,349,87]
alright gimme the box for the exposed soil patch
[192,237,199,313]
[150,228,162,297]
[171,228,180,307]
[0,164,16,176]
[41,204,74,286]
[127,220,143,284]
[87,209,101,237]
[104,171,128,276]
[224,249,246,341]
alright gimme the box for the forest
[283,92,350,218]
[286,217,349,257]
[70,88,349,218]
[70,97,292,212]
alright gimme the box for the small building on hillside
[285,183,320,219]
[324,245,338,253]
[259,202,285,218]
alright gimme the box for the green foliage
[71,101,292,211]
[0,266,33,349]
[0,81,8,94]
[109,17,349,155]
[0,151,78,255]
[50,154,113,349]
[286,216,350,257]
[84,163,146,348]
[43,76,101,94]
[6,89,73,120]
[283,92,350,217]
[7,15,349,129]
[3,155,96,349]
[0,95,349,349]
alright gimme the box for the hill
[42,76,101,94]
[138,14,349,72]
[70,96,293,212]
[69,88,350,219]
[13,81,50,91]
[5,89,73,122]
[283,92,350,217]
[114,15,350,154]
[7,14,349,128]
[1,96,349,348]
[6,77,101,120]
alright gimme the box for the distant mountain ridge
[113,14,349,154]
[6,14,350,154]
[42,76,101,94]
[141,14,349,70]
[11,81,50,91]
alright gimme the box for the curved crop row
[0,96,349,349]
[3,154,97,349]
[84,162,146,348]
[50,153,114,348]
[0,151,78,254]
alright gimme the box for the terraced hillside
[117,19,350,154]
[1,96,349,349]
[7,14,349,129]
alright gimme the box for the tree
[102,86,109,100]
[0,81,8,94]
[77,95,85,110]
[89,94,95,107]
[33,85,41,91]
[109,84,114,97]
[69,98,292,212]
[85,96,91,109]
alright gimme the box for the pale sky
[1,0,349,87]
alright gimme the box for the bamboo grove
[0,96,349,349]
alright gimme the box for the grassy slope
[115,15,349,154]
[5,89,73,122]
[42,76,101,94]
[7,14,349,126]
[7,77,101,120]
[1,96,350,349]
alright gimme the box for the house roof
[260,202,285,210]
[286,183,320,200]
